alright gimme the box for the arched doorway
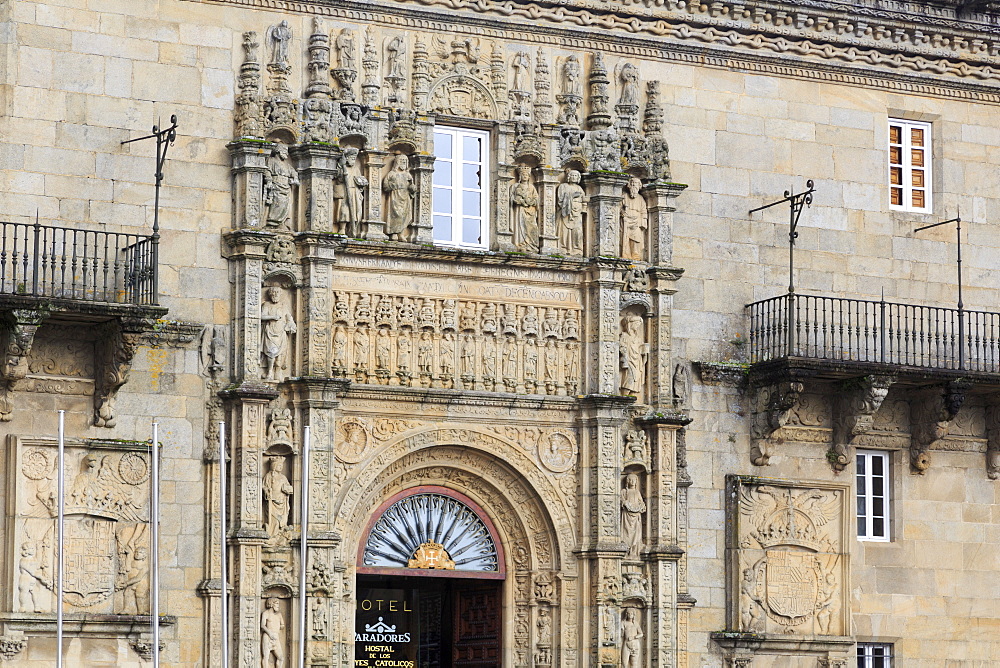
[356,486,506,668]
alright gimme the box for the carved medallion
[407,541,456,569]
[336,418,370,464]
[539,431,577,473]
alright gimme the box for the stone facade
[0,0,999,667]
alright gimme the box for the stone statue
[620,608,643,668]
[619,314,647,398]
[386,35,406,78]
[740,568,764,632]
[556,170,585,255]
[260,597,287,668]
[397,334,411,372]
[815,572,838,634]
[461,335,476,375]
[621,473,646,559]
[311,597,329,640]
[618,63,640,107]
[383,154,415,241]
[18,542,49,613]
[264,143,298,229]
[336,29,356,71]
[354,330,369,372]
[512,51,530,91]
[440,332,456,375]
[262,456,293,540]
[334,148,368,238]
[267,408,293,449]
[621,177,647,261]
[375,328,391,370]
[260,286,297,381]
[511,165,539,253]
[117,545,150,615]
[418,331,434,374]
[562,55,582,97]
[267,20,292,68]
[333,327,347,369]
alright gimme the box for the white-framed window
[432,126,490,249]
[888,118,931,212]
[857,642,893,667]
[856,450,890,541]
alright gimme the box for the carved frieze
[729,476,849,638]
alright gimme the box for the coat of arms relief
[728,476,849,637]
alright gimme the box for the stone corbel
[94,319,147,428]
[908,381,969,474]
[985,401,1000,480]
[130,634,164,661]
[829,374,895,472]
[0,310,47,421]
[0,632,26,662]
[749,381,804,466]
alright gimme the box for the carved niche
[9,436,153,616]
[728,476,849,638]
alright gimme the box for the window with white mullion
[857,642,893,668]
[888,118,931,212]
[432,127,489,249]
[856,450,889,541]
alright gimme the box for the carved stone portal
[729,476,848,637]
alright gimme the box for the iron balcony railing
[747,293,1000,373]
[0,220,158,306]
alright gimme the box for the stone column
[642,182,686,268]
[229,141,271,229]
[495,162,516,252]
[291,144,338,234]
[537,167,562,254]
[583,172,629,258]
[296,235,337,377]
[223,230,272,383]
[363,149,388,240]
[410,154,436,244]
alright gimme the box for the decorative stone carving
[0,310,46,421]
[264,143,298,230]
[830,375,895,471]
[539,431,578,473]
[262,455,293,542]
[731,476,848,636]
[623,429,647,468]
[383,153,415,240]
[749,381,804,466]
[620,608,643,668]
[910,381,968,473]
[621,176,647,261]
[642,82,671,182]
[333,28,358,99]
[260,597,288,668]
[267,408,294,450]
[986,402,1000,480]
[672,363,690,410]
[511,165,540,253]
[304,18,332,102]
[556,169,585,255]
[94,320,144,428]
[621,473,646,559]
[619,313,648,401]
[260,286,297,381]
[556,55,583,126]
[267,21,292,69]
[0,634,26,661]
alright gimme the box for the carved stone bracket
[985,400,1000,480]
[909,381,969,474]
[130,634,165,661]
[94,319,148,428]
[0,310,47,421]
[0,633,26,662]
[749,381,803,466]
[829,374,895,472]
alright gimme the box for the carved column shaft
[410,153,436,244]
[291,144,339,234]
[537,167,562,255]
[583,173,628,258]
[298,242,335,377]
[641,183,685,268]
[224,231,271,382]
[363,149,389,240]
[229,142,271,229]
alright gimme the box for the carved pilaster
[229,141,272,230]
[291,144,339,234]
[910,381,969,474]
[583,173,628,258]
[0,310,46,421]
[224,229,271,383]
[495,153,517,252]
[986,401,1000,480]
[297,236,337,377]
[642,182,686,268]
[363,149,389,240]
[537,167,562,255]
[410,153,436,244]
[830,375,895,471]
[93,318,146,428]
[749,381,804,466]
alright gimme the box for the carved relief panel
[7,436,152,616]
[727,476,849,637]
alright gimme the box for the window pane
[912,170,924,187]
[857,496,866,516]
[463,135,481,162]
[890,167,902,185]
[433,215,452,241]
[873,497,883,515]
[463,163,482,188]
[911,127,924,146]
[857,516,865,537]
[911,149,924,167]
[889,147,902,165]
[435,132,452,159]
[890,187,902,206]
[872,455,883,475]
[462,191,481,217]
[857,456,866,475]
[433,161,452,187]
[889,126,901,144]
[873,517,884,536]
[913,190,925,208]
[462,218,481,245]
[433,187,452,214]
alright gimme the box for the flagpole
[151,422,160,667]
[297,426,311,668]
[56,410,65,668]
[219,422,229,668]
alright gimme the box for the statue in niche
[618,63,640,107]
[260,286,297,381]
[620,608,643,668]
[397,334,411,372]
[333,148,368,238]
[512,51,530,91]
[511,165,539,253]
[261,596,287,668]
[503,337,518,379]
[543,339,558,389]
[268,408,293,449]
[524,338,538,388]
[353,330,369,372]
[336,29,356,71]
[333,327,347,370]
[264,143,298,230]
[621,473,646,559]
[375,329,391,370]
[619,314,648,399]
[621,177,647,261]
[117,544,150,614]
[483,336,497,379]
[311,597,329,640]
[461,335,475,375]
[267,20,292,68]
[602,605,617,645]
[417,331,434,374]
[18,542,50,613]
[563,55,583,97]
[557,170,585,255]
[386,36,406,78]
[383,154,415,241]
[440,332,456,375]
[262,456,293,540]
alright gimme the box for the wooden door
[452,584,502,668]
